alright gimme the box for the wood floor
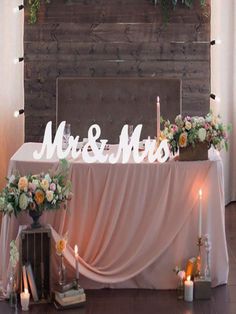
[0,202,236,314]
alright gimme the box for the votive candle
[20,288,30,311]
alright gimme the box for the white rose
[32,179,40,188]
[198,128,207,142]
[46,190,54,202]
[185,121,192,130]
[177,270,186,280]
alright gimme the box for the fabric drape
[0,144,228,289]
[0,0,24,190]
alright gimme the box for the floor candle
[184,276,193,302]
[20,288,30,311]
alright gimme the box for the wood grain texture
[24,0,210,142]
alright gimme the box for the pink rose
[28,182,36,192]
[50,183,56,191]
[204,123,210,130]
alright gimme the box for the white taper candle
[198,189,202,238]
[156,96,160,145]
[74,245,80,281]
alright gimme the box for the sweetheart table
[0,143,228,289]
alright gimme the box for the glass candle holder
[20,289,30,311]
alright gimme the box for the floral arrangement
[9,241,19,269]
[0,159,72,217]
[173,266,186,280]
[161,112,231,155]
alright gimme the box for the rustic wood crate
[20,227,52,303]
[179,142,208,161]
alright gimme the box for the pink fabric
[0,143,228,289]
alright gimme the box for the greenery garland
[28,0,50,24]
[27,0,206,24]
[154,0,206,22]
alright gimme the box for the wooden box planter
[20,227,52,303]
[179,142,208,161]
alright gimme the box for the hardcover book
[26,263,39,302]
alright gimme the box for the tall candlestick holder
[196,237,204,278]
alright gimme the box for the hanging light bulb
[14,57,24,64]
[14,109,24,118]
[210,94,221,103]
[210,39,222,46]
[13,4,24,13]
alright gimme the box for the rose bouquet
[161,112,231,155]
[0,159,72,217]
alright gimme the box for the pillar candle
[74,245,80,281]
[20,288,30,311]
[184,276,193,302]
[198,189,202,238]
[156,96,160,145]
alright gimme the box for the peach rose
[179,132,188,148]
[40,179,50,191]
[34,190,45,205]
[56,239,66,255]
[18,177,28,191]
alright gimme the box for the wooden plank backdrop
[24,0,210,142]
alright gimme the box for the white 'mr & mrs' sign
[33,121,170,163]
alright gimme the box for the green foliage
[28,0,50,24]
[154,0,206,22]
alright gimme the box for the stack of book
[54,285,86,310]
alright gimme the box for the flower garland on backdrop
[154,0,207,22]
[27,0,206,24]
[0,159,72,217]
[161,112,231,156]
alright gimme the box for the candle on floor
[198,189,203,238]
[20,288,30,311]
[184,276,193,302]
[156,96,160,146]
[74,245,80,281]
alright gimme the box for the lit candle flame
[199,189,202,198]
[24,288,29,294]
[157,96,160,104]
[187,275,191,282]
[74,244,78,256]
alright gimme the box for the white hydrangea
[19,193,29,210]
[198,128,207,142]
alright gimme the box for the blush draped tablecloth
[0,143,228,289]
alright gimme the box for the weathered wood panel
[24,0,210,142]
